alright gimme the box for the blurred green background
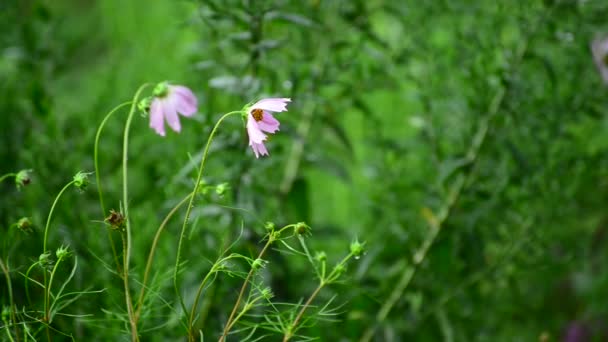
[2,0,608,340]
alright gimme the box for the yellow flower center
[251,108,264,122]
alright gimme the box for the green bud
[56,245,71,261]
[349,239,365,258]
[153,82,169,97]
[315,251,327,262]
[15,169,32,189]
[15,217,33,233]
[73,171,91,191]
[38,251,53,269]
[215,183,230,196]
[251,258,266,271]
[137,97,153,115]
[264,221,276,232]
[294,222,311,236]
[261,287,274,300]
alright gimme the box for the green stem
[23,262,40,305]
[187,266,218,342]
[173,110,242,318]
[121,83,150,342]
[44,257,63,324]
[219,224,295,342]
[94,101,131,272]
[0,173,16,183]
[42,180,76,254]
[135,192,193,322]
[0,258,19,342]
[283,249,354,342]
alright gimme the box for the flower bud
[251,258,266,271]
[56,245,71,261]
[38,251,53,269]
[294,222,311,236]
[315,251,327,262]
[15,169,32,189]
[137,97,152,115]
[14,217,33,233]
[153,82,169,97]
[264,221,276,232]
[105,209,126,231]
[261,287,274,300]
[73,171,91,191]
[350,239,365,259]
[215,182,230,197]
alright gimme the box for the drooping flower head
[149,82,198,136]
[592,36,608,84]
[245,98,291,158]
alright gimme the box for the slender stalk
[282,285,322,342]
[173,110,242,317]
[42,180,76,254]
[218,224,295,341]
[283,252,354,342]
[94,101,131,272]
[44,257,63,324]
[121,83,150,342]
[134,192,193,321]
[218,237,273,342]
[187,266,217,342]
[0,258,19,342]
[0,173,16,183]
[40,178,74,340]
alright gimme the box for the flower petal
[162,97,181,133]
[249,141,268,158]
[256,111,280,133]
[251,98,291,113]
[149,99,166,136]
[170,85,197,117]
[247,115,267,143]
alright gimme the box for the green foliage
[2,0,608,341]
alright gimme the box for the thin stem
[219,236,274,342]
[0,173,16,183]
[173,110,242,317]
[283,248,354,342]
[43,180,76,254]
[121,83,150,342]
[94,101,131,272]
[187,266,217,342]
[135,192,193,321]
[283,284,323,342]
[44,257,63,324]
[0,258,19,342]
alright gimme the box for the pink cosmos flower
[149,83,198,136]
[246,98,291,158]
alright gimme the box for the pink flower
[149,83,198,136]
[246,98,291,158]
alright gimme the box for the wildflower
[592,36,608,84]
[294,222,310,236]
[349,239,365,258]
[245,98,291,158]
[149,82,198,136]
